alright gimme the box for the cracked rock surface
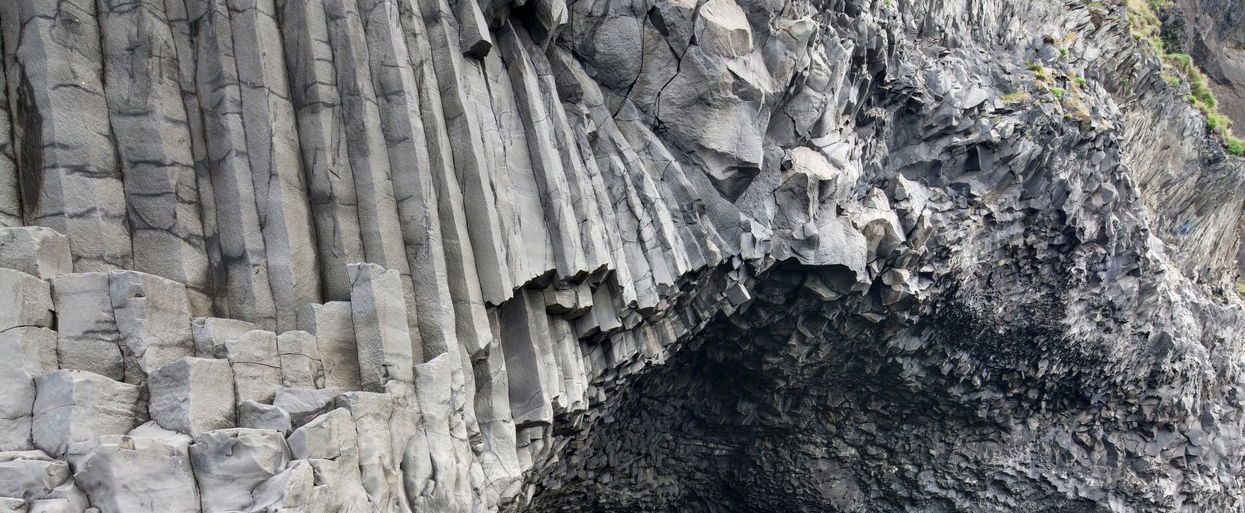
[0,0,1243,512]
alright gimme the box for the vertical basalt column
[357,0,460,361]
[417,0,514,305]
[496,23,588,281]
[0,0,133,272]
[187,0,278,329]
[98,0,213,314]
[228,0,321,331]
[274,0,366,303]
[0,30,19,228]
[396,0,495,358]
[165,0,224,317]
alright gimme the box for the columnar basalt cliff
[0,0,1243,512]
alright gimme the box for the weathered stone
[97,0,211,314]
[108,271,194,382]
[148,357,236,436]
[224,330,283,404]
[348,263,414,391]
[0,452,88,512]
[190,428,289,513]
[296,302,361,392]
[277,330,324,389]
[50,273,123,381]
[0,328,57,451]
[272,387,335,429]
[192,317,259,359]
[66,435,199,513]
[0,269,52,331]
[237,401,292,435]
[32,371,140,457]
[227,0,321,333]
[0,228,70,280]
[0,0,132,273]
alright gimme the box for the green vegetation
[1088,1,1105,8]
[1000,91,1030,104]
[1052,87,1067,100]
[1074,77,1087,87]
[1126,0,1245,156]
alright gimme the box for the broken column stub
[348,263,414,391]
[109,270,195,382]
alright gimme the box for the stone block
[273,387,336,429]
[108,271,194,382]
[237,401,292,435]
[0,328,57,451]
[348,263,413,391]
[66,435,199,513]
[0,269,53,331]
[224,330,283,404]
[189,428,289,513]
[297,302,360,391]
[192,317,258,359]
[0,227,71,279]
[277,330,324,388]
[31,371,140,457]
[147,357,236,436]
[49,273,123,380]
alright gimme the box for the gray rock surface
[0,0,1241,512]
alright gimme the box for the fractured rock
[108,271,194,382]
[224,330,283,405]
[277,330,324,389]
[66,435,199,513]
[348,263,414,391]
[190,428,290,513]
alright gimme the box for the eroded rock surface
[0,0,1241,512]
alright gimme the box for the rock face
[0,0,1242,512]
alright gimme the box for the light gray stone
[32,371,140,457]
[0,269,52,332]
[237,401,292,435]
[108,271,194,383]
[277,330,323,389]
[0,228,71,280]
[228,0,321,334]
[0,452,88,512]
[97,0,211,314]
[0,0,132,273]
[348,263,414,391]
[192,317,259,359]
[296,302,361,392]
[190,428,290,513]
[65,435,199,513]
[148,357,236,436]
[49,273,123,380]
[272,387,335,429]
[224,330,283,404]
[0,328,57,451]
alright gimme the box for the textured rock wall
[0,0,1243,512]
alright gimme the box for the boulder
[108,271,194,382]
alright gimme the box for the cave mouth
[520,265,1120,513]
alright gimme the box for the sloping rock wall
[0,0,1243,512]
